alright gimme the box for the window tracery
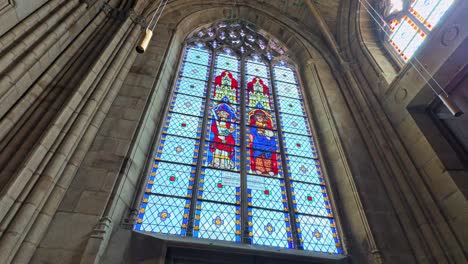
[134,21,342,254]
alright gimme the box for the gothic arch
[95,3,407,263]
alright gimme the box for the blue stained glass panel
[249,208,293,248]
[297,215,341,254]
[273,66,297,84]
[164,113,202,139]
[246,125,279,153]
[282,133,317,159]
[275,81,301,99]
[292,182,331,217]
[156,135,199,165]
[286,156,323,185]
[185,48,211,65]
[198,169,240,204]
[246,61,270,78]
[170,94,205,116]
[279,113,311,136]
[194,201,241,242]
[247,148,282,178]
[215,54,240,72]
[277,97,306,116]
[180,62,210,80]
[203,142,240,171]
[206,119,240,146]
[175,77,207,98]
[135,195,190,236]
[247,176,287,211]
[147,162,194,198]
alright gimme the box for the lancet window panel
[381,0,455,62]
[135,22,342,255]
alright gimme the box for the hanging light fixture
[136,0,169,53]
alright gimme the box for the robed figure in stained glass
[208,70,239,170]
[209,102,236,169]
[249,109,278,176]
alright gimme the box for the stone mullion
[0,16,135,262]
[239,54,248,244]
[268,62,301,249]
[186,46,217,237]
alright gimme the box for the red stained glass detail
[217,183,223,188]
[264,190,270,195]
[289,104,293,107]
[181,123,186,127]
[169,176,176,182]
[296,143,301,147]
[190,85,195,88]
[307,196,313,201]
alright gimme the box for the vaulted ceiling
[254,0,342,35]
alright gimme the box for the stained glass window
[135,22,342,255]
[382,0,455,62]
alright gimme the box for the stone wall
[339,0,468,262]
[0,0,466,263]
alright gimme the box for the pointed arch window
[134,21,342,254]
[382,0,455,62]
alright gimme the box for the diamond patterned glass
[136,40,342,255]
[198,169,240,204]
[194,201,241,242]
[277,97,306,116]
[246,60,269,78]
[175,77,207,98]
[286,156,323,185]
[170,93,205,116]
[292,182,331,217]
[135,195,190,236]
[156,135,199,165]
[247,175,287,211]
[275,81,301,99]
[279,113,311,136]
[147,162,195,198]
[185,46,211,65]
[297,215,341,254]
[282,133,317,159]
[164,113,202,139]
[249,208,293,248]
[180,62,210,80]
